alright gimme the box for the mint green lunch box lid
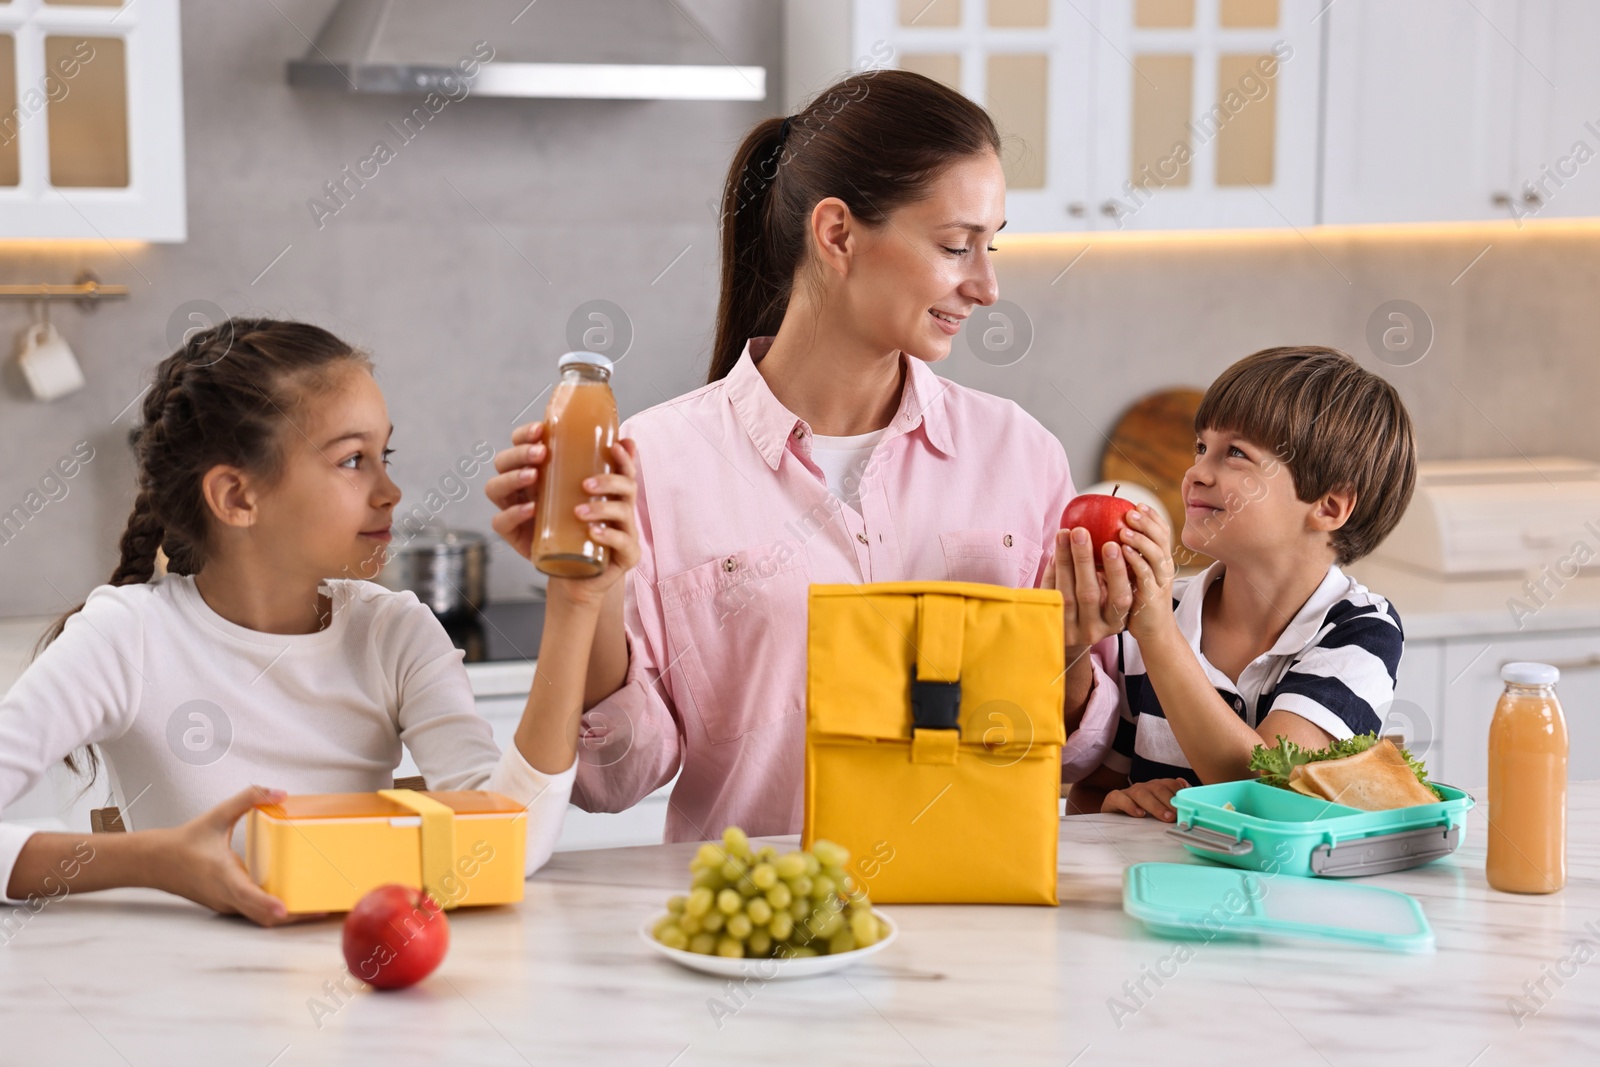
[1168,779,1475,878]
[1123,862,1435,953]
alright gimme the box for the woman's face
[846,150,1006,363]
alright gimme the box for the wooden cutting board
[1100,388,1212,571]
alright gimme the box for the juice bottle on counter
[531,352,618,578]
[1486,661,1568,894]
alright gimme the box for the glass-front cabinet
[0,0,186,241]
[851,0,1323,232]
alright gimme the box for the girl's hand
[152,786,315,927]
[1042,527,1134,651]
[1102,777,1190,821]
[486,422,549,562]
[1118,504,1178,642]
[549,439,641,610]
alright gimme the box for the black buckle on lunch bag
[910,669,962,733]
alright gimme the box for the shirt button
[856,533,869,545]
[722,557,738,572]
[792,426,805,438]
[1003,534,1014,547]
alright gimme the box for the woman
[486,70,1132,842]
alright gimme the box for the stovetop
[438,599,545,663]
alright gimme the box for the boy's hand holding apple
[1117,504,1179,643]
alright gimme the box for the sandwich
[1249,733,1442,810]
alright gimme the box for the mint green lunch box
[1167,779,1475,878]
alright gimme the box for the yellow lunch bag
[802,580,1066,905]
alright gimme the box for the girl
[485,70,1127,843]
[0,319,639,925]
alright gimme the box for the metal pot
[380,527,487,619]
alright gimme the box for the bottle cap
[558,351,614,373]
[1502,661,1559,686]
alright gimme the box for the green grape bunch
[651,827,889,959]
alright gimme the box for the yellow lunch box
[246,789,526,914]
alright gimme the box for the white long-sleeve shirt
[0,574,574,905]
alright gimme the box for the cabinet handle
[1522,190,1544,206]
[1066,202,1086,217]
[1099,200,1121,218]
[1491,192,1512,209]
[1498,654,1600,674]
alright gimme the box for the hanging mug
[18,321,86,401]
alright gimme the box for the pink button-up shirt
[573,337,1119,841]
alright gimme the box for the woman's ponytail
[710,115,792,383]
[708,69,1002,383]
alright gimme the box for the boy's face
[1179,427,1313,564]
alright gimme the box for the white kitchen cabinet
[0,0,186,241]
[1086,0,1324,231]
[1502,0,1600,221]
[852,0,1093,233]
[1321,0,1600,227]
[1437,631,1600,792]
[842,0,1322,232]
[1321,0,1516,225]
[396,691,674,852]
[1385,637,1447,774]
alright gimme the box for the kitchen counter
[3,785,1597,1065]
[1348,557,1600,641]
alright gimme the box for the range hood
[287,0,767,101]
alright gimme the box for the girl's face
[849,150,1006,363]
[255,365,401,582]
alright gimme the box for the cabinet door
[1443,632,1600,790]
[1386,639,1448,782]
[0,0,186,241]
[1322,0,1516,225]
[1504,0,1600,221]
[854,0,1093,232]
[1088,0,1324,230]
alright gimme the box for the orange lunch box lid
[254,790,526,820]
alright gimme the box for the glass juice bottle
[1486,661,1567,894]
[531,352,618,578]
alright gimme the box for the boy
[1064,346,1418,820]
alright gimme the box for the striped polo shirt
[1106,561,1404,787]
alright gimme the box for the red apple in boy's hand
[342,884,449,990]
[1060,486,1138,570]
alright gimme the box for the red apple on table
[1060,486,1138,570]
[342,884,450,990]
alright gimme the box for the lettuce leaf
[1248,732,1437,796]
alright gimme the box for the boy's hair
[37,318,368,783]
[1195,345,1417,566]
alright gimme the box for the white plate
[639,910,898,979]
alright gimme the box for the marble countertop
[3,784,1596,1065]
